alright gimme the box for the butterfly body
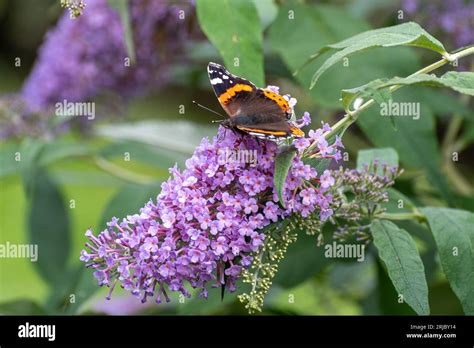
[207,62,304,141]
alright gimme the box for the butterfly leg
[217,128,226,142]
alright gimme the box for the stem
[442,115,463,152]
[441,94,474,195]
[307,46,474,152]
[93,156,156,185]
[377,211,426,223]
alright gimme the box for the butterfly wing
[207,62,256,117]
[233,89,303,138]
[207,62,303,139]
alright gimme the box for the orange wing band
[218,84,253,105]
[289,125,304,137]
[262,90,291,113]
[236,126,287,136]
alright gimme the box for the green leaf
[375,259,415,314]
[308,22,446,88]
[382,188,416,213]
[357,88,453,205]
[99,140,187,169]
[19,139,45,194]
[342,72,474,110]
[273,145,297,208]
[268,4,421,109]
[419,89,472,119]
[46,265,99,314]
[253,0,277,29]
[99,182,162,228]
[95,120,215,155]
[108,0,135,64]
[420,207,474,314]
[196,0,264,86]
[371,219,430,315]
[459,120,474,146]
[0,299,45,315]
[328,253,376,300]
[28,169,70,285]
[357,148,398,174]
[0,143,21,178]
[67,267,99,314]
[38,140,90,166]
[1,140,90,179]
[274,233,329,288]
[393,220,438,284]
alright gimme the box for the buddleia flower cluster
[0,96,53,140]
[327,163,403,244]
[21,0,192,113]
[80,105,345,306]
[238,162,403,313]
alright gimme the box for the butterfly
[207,62,304,141]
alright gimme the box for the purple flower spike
[81,119,341,304]
[21,0,192,112]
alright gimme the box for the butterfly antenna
[192,100,225,119]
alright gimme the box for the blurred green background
[0,0,472,315]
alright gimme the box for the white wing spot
[210,77,223,85]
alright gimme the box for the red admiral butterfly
[207,62,304,141]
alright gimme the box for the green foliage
[18,139,45,194]
[273,145,297,208]
[99,140,184,170]
[274,226,330,288]
[99,182,162,229]
[196,0,264,86]
[306,22,446,88]
[0,299,45,314]
[0,143,21,177]
[268,4,420,109]
[2,0,474,316]
[95,120,215,155]
[375,258,415,315]
[356,89,453,205]
[38,140,90,166]
[421,208,474,314]
[46,265,99,314]
[371,220,429,315]
[27,169,71,286]
[342,72,474,110]
[382,188,415,213]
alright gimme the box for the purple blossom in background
[21,0,192,112]
[402,0,474,50]
[0,96,53,139]
[81,110,344,304]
